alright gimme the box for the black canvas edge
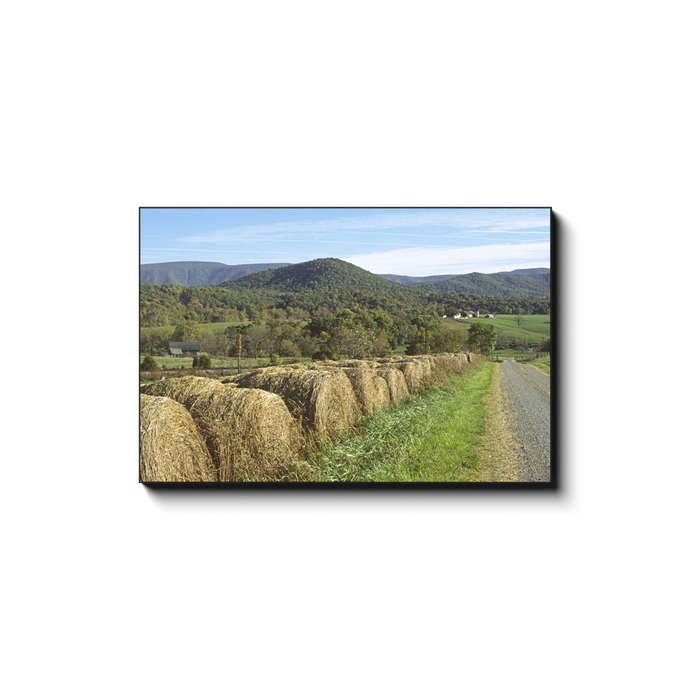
[139,207,558,492]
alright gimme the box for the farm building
[168,341,201,357]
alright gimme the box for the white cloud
[179,209,550,245]
[344,242,551,276]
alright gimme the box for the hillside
[140,259,552,328]
[412,271,551,298]
[140,261,291,286]
[222,258,407,293]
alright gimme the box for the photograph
[139,207,552,484]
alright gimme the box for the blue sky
[140,208,550,276]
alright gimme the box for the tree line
[140,308,490,361]
[140,281,550,329]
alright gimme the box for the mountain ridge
[141,260,550,288]
[140,261,292,286]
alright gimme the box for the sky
[140,208,550,276]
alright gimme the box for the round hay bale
[140,395,216,482]
[416,355,435,382]
[432,353,465,376]
[375,366,410,404]
[232,367,359,441]
[331,359,378,369]
[376,357,405,365]
[326,366,390,415]
[395,359,427,394]
[188,387,302,482]
[141,376,225,407]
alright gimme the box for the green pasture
[442,313,550,345]
[197,320,253,334]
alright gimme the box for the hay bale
[374,365,409,404]
[432,353,465,376]
[416,355,436,382]
[395,359,428,394]
[187,387,302,482]
[331,359,378,369]
[141,376,225,407]
[376,357,405,365]
[140,395,216,482]
[232,367,359,441]
[328,366,389,415]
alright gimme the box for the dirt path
[498,360,551,482]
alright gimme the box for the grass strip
[305,362,495,482]
[528,357,550,375]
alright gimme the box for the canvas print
[140,208,552,485]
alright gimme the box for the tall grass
[305,362,494,482]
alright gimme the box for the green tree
[432,329,467,353]
[140,355,158,370]
[467,322,497,355]
[192,354,212,368]
[172,322,203,342]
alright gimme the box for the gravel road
[499,361,551,482]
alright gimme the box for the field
[140,351,483,481]
[441,313,550,348]
[528,357,551,375]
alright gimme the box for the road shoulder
[473,363,520,482]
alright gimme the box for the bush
[193,354,213,368]
[141,355,158,370]
[269,353,283,366]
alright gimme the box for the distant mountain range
[222,259,551,299]
[140,260,550,294]
[382,267,549,285]
[139,261,291,286]
[410,271,550,298]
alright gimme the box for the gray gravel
[499,361,551,482]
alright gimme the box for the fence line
[490,352,550,362]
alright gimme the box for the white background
[2,2,688,689]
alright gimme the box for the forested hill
[412,271,551,298]
[140,261,291,286]
[222,258,408,293]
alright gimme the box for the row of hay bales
[140,351,477,482]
